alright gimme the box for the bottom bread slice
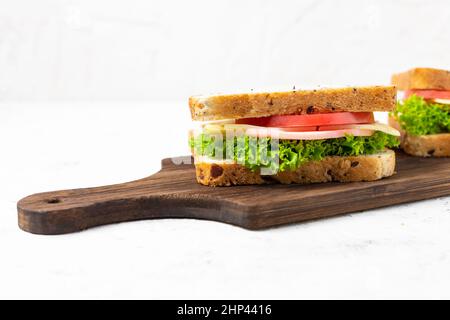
[195,149,396,186]
[388,116,450,157]
[401,133,450,157]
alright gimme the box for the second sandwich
[390,67,450,157]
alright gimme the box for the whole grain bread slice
[195,150,396,186]
[400,133,450,157]
[388,115,450,157]
[189,86,396,121]
[391,68,450,91]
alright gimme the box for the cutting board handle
[17,156,208,235]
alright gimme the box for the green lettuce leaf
[189,131,399,173]
[391,95,450,136]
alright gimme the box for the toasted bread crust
[189,86,396,121]
[388,116,450,157]
[195,150,396,186]
[391,68,450,91]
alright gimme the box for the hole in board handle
[46,198,61,204]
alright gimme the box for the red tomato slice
[318,125,346,131]
[279,126,318,132]
[236,112,374,128]
[405,89,450,100]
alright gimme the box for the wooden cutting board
[18,152,450,235]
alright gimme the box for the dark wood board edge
[245,180,450,229]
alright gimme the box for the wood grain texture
[17,152,450,235]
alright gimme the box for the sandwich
[390,68,450,157]
[188,86,400,186]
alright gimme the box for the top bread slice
[391,67,450,91]
[189,86,396,121]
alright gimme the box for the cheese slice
[199,122,400,137]
[322,123,400,136]
[432,98,450,105]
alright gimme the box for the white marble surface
[1,103,449,299]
